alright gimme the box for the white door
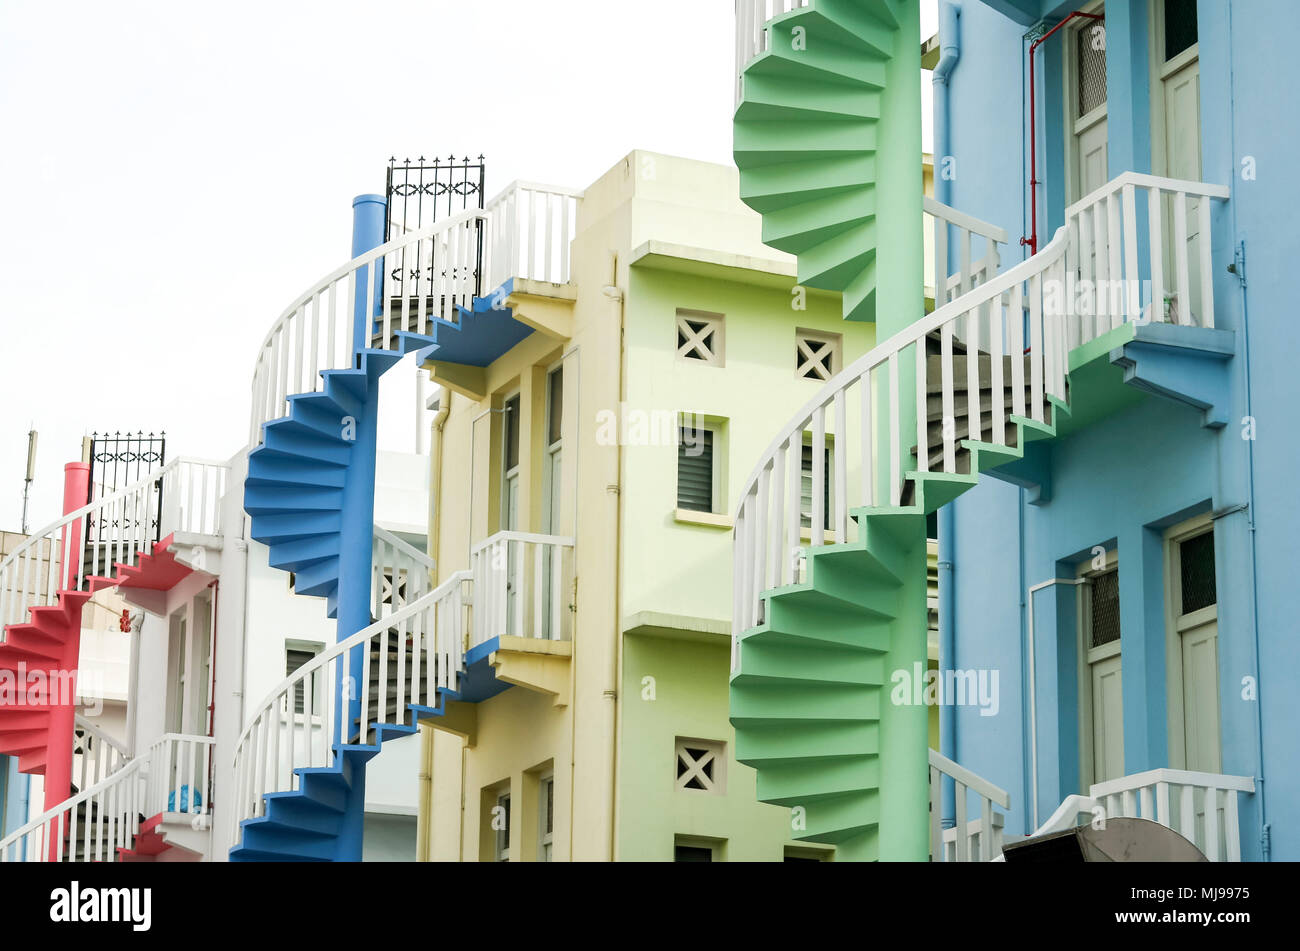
[1153,0,1202,324]
[1081,561,1125,786]
[1069,9,1108,204]
[1168,523,1221,773]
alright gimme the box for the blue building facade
[938,0,1298,861]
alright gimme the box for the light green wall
[619,633,828,861]
[620,264,876,624]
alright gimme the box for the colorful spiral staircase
[729,0,1064,861]
[232,209,518,861]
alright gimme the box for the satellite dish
[1002,817,1209,862]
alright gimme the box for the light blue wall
[943,0,1300,860]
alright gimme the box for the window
[538,775,554,862]
[675,738,725,793]
[1087,568,1121,649]
[784,846,831,862]
[1178,529,1216,616]
[546,367,563,447]
[800,443,832,532]
[796,329,842,381]
[501,393,521,536]
[285,644,323,715]
[503,394,521,473]
[677,425,715,513]
[1076,14,1107,117]
[674,845,714,862]
[1163,0,1197,61]
[676,310,724,366]
[494,792,512,862]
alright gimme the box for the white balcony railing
[469,531,574,649]
[485,181,582,289]
[929,749,1011,862]
[0,458,230,630]
[145,733,215,818]
[1035,768,1256,862]
[249,181,581,443]
[731,173,1231,648]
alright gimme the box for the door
[1154,0,1203,324]
[541,367,563,639]
[1167,520,1221,772]
[1068,7,1108,205]
[1080,558,1124,786]
[501,394,521,634]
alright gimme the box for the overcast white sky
[0,0,936,530]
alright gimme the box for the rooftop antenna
[21,428,37,534]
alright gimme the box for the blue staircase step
[264,535,342,572]
[244,484,344,516]
[293,556,341,597]
[261,424,353,465]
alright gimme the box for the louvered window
[677,427,715,513]
[800,444,832,531]
[286,646,321,715]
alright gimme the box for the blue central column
[333,193,386,861]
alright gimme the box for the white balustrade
[469,531,574,648]
[0,458,230,631]
[145,733,215,818]
[485,181,581,289]
[372,524,435,619]
[0,758,145,862]
[72,715,129,794]
[249,180,581,444]
[928,749,1010,862]
[735,0,810,104]
[731,172,1231,660]
[230,574,470,846]
[1035,768,1255,862]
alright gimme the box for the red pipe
[1022,11,1103,254]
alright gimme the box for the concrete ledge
[673,508,733,529]
[622,610,731,645]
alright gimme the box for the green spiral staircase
[729,0,1027,861]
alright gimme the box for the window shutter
[677,428,714,512]
[800,444,831,531]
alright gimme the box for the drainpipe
[1221,1,1268,860]
[933,0,960,832]
[602,252,625,862]
[416,389,448,862]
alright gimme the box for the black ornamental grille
[384,155,487,304]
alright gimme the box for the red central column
[43,462,90,834]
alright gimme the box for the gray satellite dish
[1002,817,1209,862]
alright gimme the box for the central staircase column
[332,193,386,861]
[872,0,928,862]
[43,462,90,859]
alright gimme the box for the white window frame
[1076,546,1121,789]
[1063,0,1108,205]
[675,737,726,794]
[537,773,554,862]
[676,310,725,367]
[1163,513,1219,772]
[494,790,512,862]
[285,640,325,718]
[795,328,842,381]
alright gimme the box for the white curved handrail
[72,715,130,792]
[229,571,472,844]
[249,208,490,443]
[248,180,582,445]
[0,457,229,630]
[0,756,144,862]
[372,524,436,619]
[731,172,1233,649]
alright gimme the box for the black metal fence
[384,155,486,303]
[84,431,166,560]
